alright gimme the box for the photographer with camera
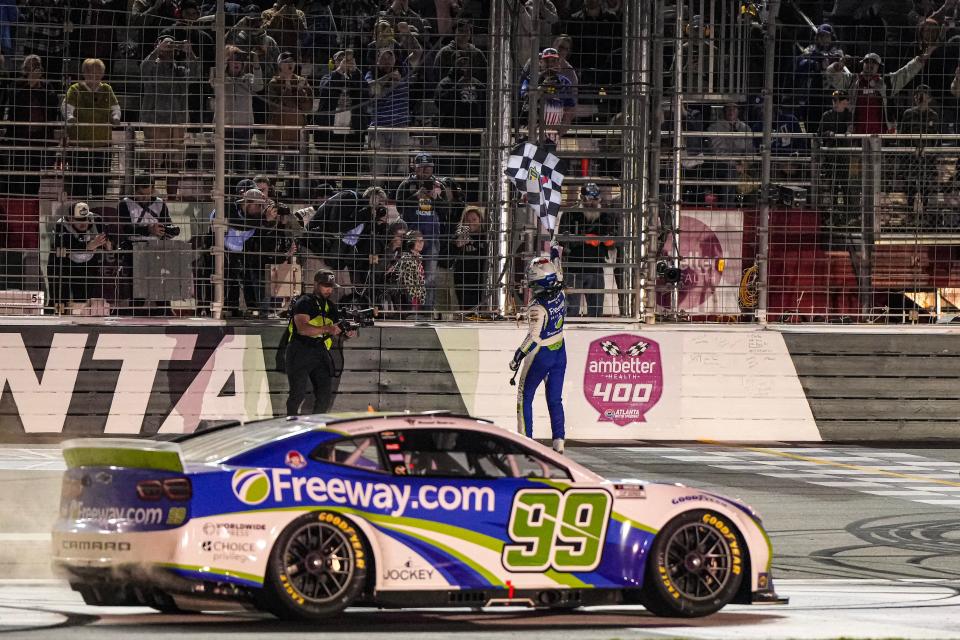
[120,174,177,240]
[140,36,199,197]
[119,174,182,314]
[297,186,387,302]
[519,47,576,147]
[221,188,272,317]
[284,269,355,416]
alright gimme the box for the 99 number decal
[502,488,612,572]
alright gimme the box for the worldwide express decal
[584,334,664,425]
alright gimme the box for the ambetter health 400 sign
[584,334,664,425]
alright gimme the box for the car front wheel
[260,511,369,620]
[638,510,745,617]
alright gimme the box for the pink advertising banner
[657,209,744,315]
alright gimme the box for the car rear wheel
[260,511,369,620]
[638,510,745,617]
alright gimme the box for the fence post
[211,0,226,320]
[756,0,780,325]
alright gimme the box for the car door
[380,426,607,592]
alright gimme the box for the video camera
[336,307,376,333]
[162,224,181,238]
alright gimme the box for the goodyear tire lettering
[702,512,742,575]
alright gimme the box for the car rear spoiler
[61,438,186,472]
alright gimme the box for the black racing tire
[259,511,369,621]
[638,509,745,617]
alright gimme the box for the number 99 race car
[52,412,786,619]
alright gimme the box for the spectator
[795,24,844,129]
[825,49,934,135]
[435,19,487,83]
[515,0,560,80]
[164,0,215,124]
[817,90,853,214]
[435,54,486,195]
[302,186,387,296]
[899,84,940,215]
[519,34,580,98]
[119,174,173,240]
[550,34,580,88]
[140,36,199,197]
[912,0,959,103]
[254,175,273,200]
[219,45,264,179]
[559,0,620,92]
[70,0,126,64]
[264,52,313,173]
[18,0,69,79]
[118,175,176,313]
[558,182,618,317]
[0,0,14,71]
[365,31,424,182]
[365,19,403,67]
[520,48,577,147]
[386,229,425,315]
[327,0,380,51]
[315,49,367,190]
[449,206,487,311]
[261,0,307,56]
[129,0,179,59]
[375,0,430,45]
[63,58,121,199]
[223,188,269,316]
[395,152,449,210]
[396,162,454,312]
[254,198,296,313]
[3,55,57,197]
[228,4,281,81]
[706,102,753,204]
[48,203,114,306]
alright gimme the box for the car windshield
[179,420,310,464]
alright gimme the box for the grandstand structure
[1,0,959,323]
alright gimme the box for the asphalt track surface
[3,442,960,639]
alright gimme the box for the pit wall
[1,321,959,442]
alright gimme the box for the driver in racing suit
[510,243,567,454]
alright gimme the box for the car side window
[310,436,386,472]
[387,429,570,480]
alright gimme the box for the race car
[52,411,786,620]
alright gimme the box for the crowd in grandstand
[0,0,628,317]
[9,0,960,319]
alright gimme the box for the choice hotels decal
[584,334,664,426]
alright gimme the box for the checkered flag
[600,340,622,357]
[505,142,567,234]
[626,341,649,357]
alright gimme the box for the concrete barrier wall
[2,321,960,442]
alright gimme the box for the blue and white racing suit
[514,251,566,439]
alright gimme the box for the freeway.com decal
[232,469,495,517]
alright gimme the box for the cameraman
[285,269,354,416]
[297,186,387,300]
[120,175,182,314]
[120,175,175,240]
